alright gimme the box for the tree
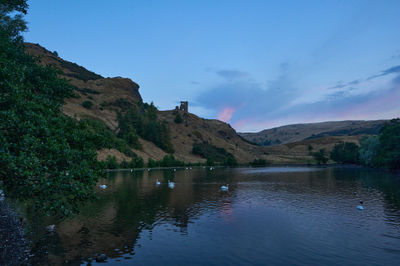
[330,142,359,164]
[359,135,379,166]
[0,0,28,40]
[0,1,102,216]
[313,149,328,164]
[374,119,400,169]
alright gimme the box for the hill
[239,120,386,146]
[24,43,267,164]
[25,43,385,165]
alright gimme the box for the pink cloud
[217,107,235,122]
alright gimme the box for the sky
[23,0,400,132]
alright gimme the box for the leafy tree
[330,142,359,164]
[374,119,400,169]
[192,142,236,166]
[0,1,103,216]
[250,159,269,166]
[117,103,174,153]
[359,135,379,166]
[206,157,215,166]
[312,149,328,164]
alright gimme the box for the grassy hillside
[239,120,385,146]
[24,43,378,166]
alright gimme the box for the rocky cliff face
[25,43,142,130]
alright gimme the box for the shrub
[374,119,400,169]
[359,135,379,166]
[312,149,328,164]
[174,113,183,124]
[250,159,269,166]
[330,142,359,164]
[192,142,237,166]
[82,100,93,109]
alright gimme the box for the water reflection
[23,166,400,265]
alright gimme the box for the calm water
[24,166,400,265]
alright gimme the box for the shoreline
[0,200,29,265]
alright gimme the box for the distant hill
[239,120,386,146]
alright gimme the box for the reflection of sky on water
[21,167,400,265]
[240,166,324,174]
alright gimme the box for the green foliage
[374,119,400,169]
[312,149,328,164]
[117,103,174,153]
[0,25,103,215]
[0,3,113,216]
[174,112,183,124]
[0,0,28,40]
[82,100,93,109]
[206,157,215,166]
[192,142,237,166]
[145,155,185,168]
[250,159,270,166]
[359,135,379,167]
[160,155,185,167]
[103,156,119,169]
[330,142,359,164]
[147,158,159,168]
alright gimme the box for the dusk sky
[24,0,400,132]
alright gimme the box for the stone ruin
[175,101,188,112]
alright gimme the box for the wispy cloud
[215,70,249,80]
[367,65,400,80]
[195,65,400,132]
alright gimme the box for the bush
[330,142,359,164]
[374,119,400,169]
[82,100,93,109]
[359,135,379,166]
[312,149,328,164]
[174,113,183,124]
[192,142,237,166]
[250,159,269,166]
[0,9,102,215]
[117,103,174,153]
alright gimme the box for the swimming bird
[99,184,107,189]
[221,184,229,191]
[156,179,161,185]
[168,180,175,189]
[130,169,133,172]
[357,200,364,210]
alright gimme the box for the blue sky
[24,0,400,132]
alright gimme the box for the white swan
[168,180,175,189]
[99,184,107,189]
[221,184,229,191]
[156,179,161,185]
[357,200,364,210]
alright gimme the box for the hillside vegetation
[239,120,385,146]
